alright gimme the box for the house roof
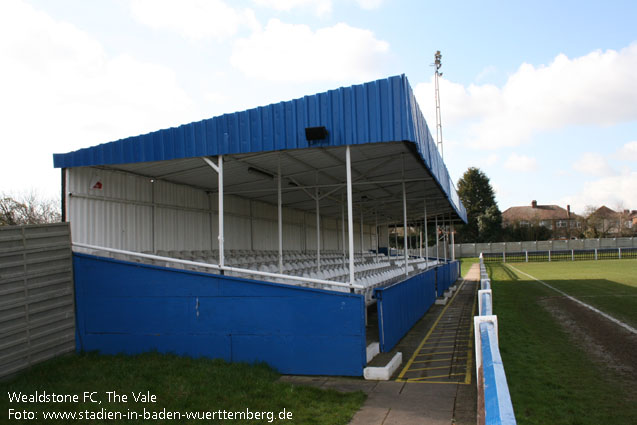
[590,205,619,219]
[502,204,581,222]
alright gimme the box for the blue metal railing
[475,254,516,425]
[480,321,517,425]
[481,291,492,316]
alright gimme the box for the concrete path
[280,376,474,425]
[281,263,481,425]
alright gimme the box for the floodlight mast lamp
[434,50,444,160]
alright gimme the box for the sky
[1,0,636,215]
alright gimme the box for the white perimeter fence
[455,237,636,258]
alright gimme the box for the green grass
[459,257,479,277]
[504,259,637,328]
[1,353,366,424]
[488,261,637,425]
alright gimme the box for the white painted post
[595,248,598,260]
[571,249,574,262]
[619,248,622,259]
[316,184,320,272]
[548,250,551,262]
[346,146,355,288]
[525,250,528,262]
[218,156,224,267]
[341,194,346,266]
[277,158,283,273]
[360,208,364,256]
[443,219,447,263]
[451,222,455,261]
[394,224,397,255]
[435,216,440,262]
[375,209,379,262]
[424,201,428,269]
[402,181,408,276]
[503,251,505,263]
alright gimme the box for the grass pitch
[504,259,637,328]
[488,259,637,425]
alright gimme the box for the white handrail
[72,243,364,290]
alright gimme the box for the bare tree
[582,205,602,238]
[0,191,61,226]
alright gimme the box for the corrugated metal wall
[67,167,374,252]
[0,223,75,379]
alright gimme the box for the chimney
[567,205,571,214]
[531,200,537,208]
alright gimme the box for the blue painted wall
[73,254,366,376]
[374,269,436,352]
[375,261,461,352]
[435,261,460,296]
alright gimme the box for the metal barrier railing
[482,247,637,263]
[73,243,364,291]
[474,254,516,425]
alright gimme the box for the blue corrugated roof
[53,74,466,221]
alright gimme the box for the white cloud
[130,0,259,41]
[562,171,637,213]
[252,0,382,15]
[475,65,497,82]
[485,154,499,166]
[414,78,501,126]
[617,141,637,161]
[0,0,196,196]
[354,0,383,9]
[230,19,390,82]
[504,153,538,172]
[253,0,332,16]
[414,44,637,149]
[572,152,616,177]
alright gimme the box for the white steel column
[424,201,429,269]
[443,217,447,262]
[360,208,364,255]
[394,223,398,256]
[375,209,379,262]
[202,156,224,268]
[406,221,410,254]
[451,222,455,261]
[419,230,422,259]
[403,181,408,276]
[435,215,439,263]
[316,183,321,272]
[346,146,355,287]
[277,158,283,273]
[341,194,346,266]
[218,156,224,267]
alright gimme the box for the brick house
[587,206,636,236]
[502,200,583,238]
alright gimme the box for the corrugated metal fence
[0,223,75,379]
[454,237,637,257]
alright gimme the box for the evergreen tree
[456,167,502,242]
